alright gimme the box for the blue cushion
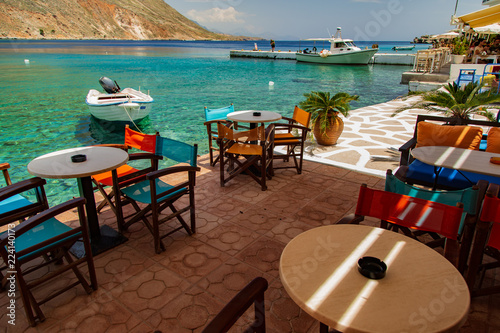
[121,179,187,204]
[0,194,32,215]
[407,159,500,190]
[14,218,80,261]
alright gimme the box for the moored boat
[296,27,378,65]
[86,77,153,122]
[392,45,415,51]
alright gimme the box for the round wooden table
[28,146,129,256]
[279,224,470,333]
[227,110,282,128]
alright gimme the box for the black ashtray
[358,256,387,279]
[71,154,87,163]
[253,112,261,116]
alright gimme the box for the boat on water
[392,45,415,51]
[296,27,378,65]
[86,77,153,122]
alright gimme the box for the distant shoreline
[0,37,266,42]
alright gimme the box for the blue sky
[165,0,486,41]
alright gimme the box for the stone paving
[1,153,499,332]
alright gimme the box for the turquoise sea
[0,40,429,205]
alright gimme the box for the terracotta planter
[313,116,344,146]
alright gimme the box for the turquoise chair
[114,136,200,253]
[204,104,235,166]
[386,168,487,273]
[0,163,48,223]
[0,192,97,326]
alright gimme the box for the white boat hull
[86,87,153,122]
[88,103,152,122]
[296,49,378,64]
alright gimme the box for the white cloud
[187,6,245,24]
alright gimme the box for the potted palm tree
[299,91,359,146]
[451,37,468,64]
[393,81,500,122]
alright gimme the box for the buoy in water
[269,81,274,86]
[24,59,30,64]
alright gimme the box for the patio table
[27,146,129,256]
[411,146,500,189]
[227,110,282,129]
[279,224,470,333]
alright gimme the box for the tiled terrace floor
[1,155,500,332]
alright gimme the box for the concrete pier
[229,50,416,66]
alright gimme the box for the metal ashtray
[71,154,87,163]
[253,112,261,116]
[358,256,387,279]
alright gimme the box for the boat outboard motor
[99,77,121,94]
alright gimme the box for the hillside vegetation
[0,0,253,40]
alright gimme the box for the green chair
[0,196,97,326]
[0,163,48,224]
[386,168,487,273]
[114,136,200,253]
[204,104,235,167]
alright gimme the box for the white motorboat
[86,77,153,122]
[296,27,378,65]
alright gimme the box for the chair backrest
[124,125,157,153]
[204,104,235,122]
[202,277,268,333]
[356,185,464,240]
[217,123,266,142]
[478,192,500,250]
[385,170,479,234]
[155,136,198,167]
[292,105,311,128]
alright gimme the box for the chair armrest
[0,177,47,201]
[93,144,129,150]
[0,163,10,172]
[335,213,364,225]
[202,277,268,333]
[399,138,417,166]
[0,197,86,242]
[146,165,200,179]
[128,153,163,161]
[274,123,311,133]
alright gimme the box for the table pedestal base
[71,225,128,258]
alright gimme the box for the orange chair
[92,125,160,229]
[338,184,465,267]
[273,106,311,174]
[218,123,275,191]
[466,183,500,297]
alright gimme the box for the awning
[474,23,500,34]
[458,4,500,28]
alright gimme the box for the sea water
[0,40,428,205]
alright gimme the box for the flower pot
[313,116,344,146]
[451,55,465,64]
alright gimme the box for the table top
[279,224,470,333]
[28,146,129,179]
[227,110,282,123]
[412,146,500,177]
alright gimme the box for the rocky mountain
[0,0,253,40]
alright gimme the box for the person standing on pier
[270,39,275,52]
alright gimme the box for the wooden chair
[91,125,160,228]
[203,104,235,167]
[0,197,97,327]
[387,168,487,273]
[218,123,275,191]
[273,105,311,174]
[202,277,268,333]
[337,184,465,267]
[0,163,49,225]
[113,136,200,254]
[466,183,500,297]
